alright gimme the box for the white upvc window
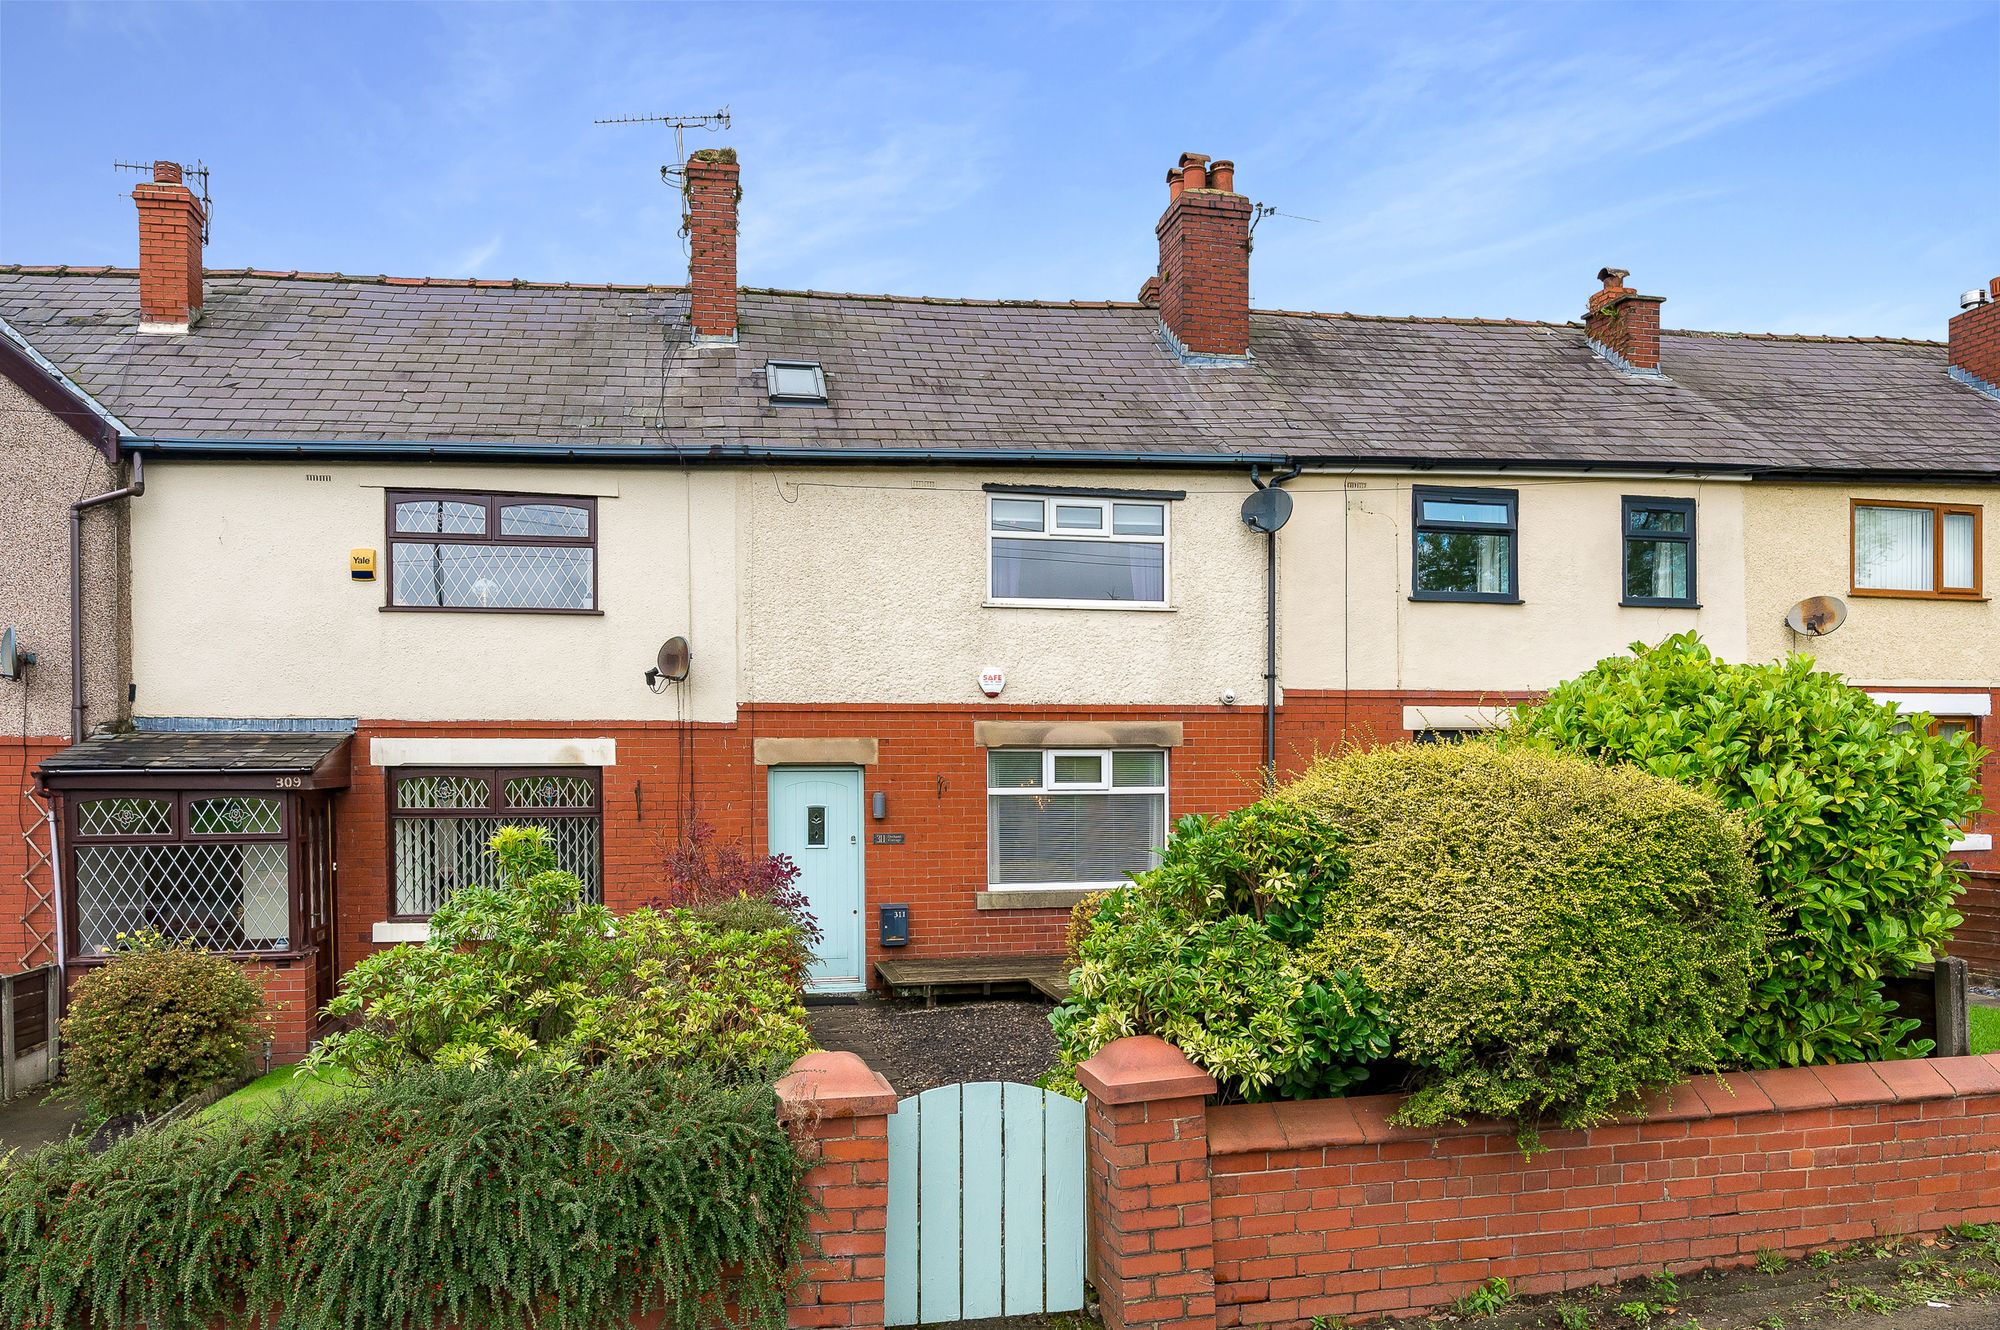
[987,494,1170,607]
[986,748,1168,890]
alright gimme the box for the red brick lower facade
[1081,1036,2000,1326]
[0,735,64,974]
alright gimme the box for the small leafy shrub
[1282,742,1766,1137]
[0,1061,810,1330]
[314,826,811,1078]
[651,819,824,955]
[1053,802,1394,1101]
[1454,1276,1515,1317]
[57,930,267,1117]
[1512,634,1984,1066]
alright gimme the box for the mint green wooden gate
[885,1082,1086,1325]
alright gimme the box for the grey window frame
[766,361,828,405]
[1410,485,1521,603]
[1621,496,1699,608]
[384,489,599,615]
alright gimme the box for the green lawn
[199,1063,356,1121]
[1973,1004,2000,1056]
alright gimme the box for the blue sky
[2,1,1994,338]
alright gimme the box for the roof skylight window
[767,361,828,404]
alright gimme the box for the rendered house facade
[0,153,1994,1056]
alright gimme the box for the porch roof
[38,731,353,790]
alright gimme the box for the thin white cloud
[447,234,505,277]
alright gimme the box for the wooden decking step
[874,955,1072,1007]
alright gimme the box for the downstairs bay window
[390,767,603,917]
[987,748,1167,890]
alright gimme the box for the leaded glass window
[390,767,602,917]
[387,491,597,611]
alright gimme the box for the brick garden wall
[1080,1036,2000,1327]
[0,736,64,974]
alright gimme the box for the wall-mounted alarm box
[879,903,910,948]
[350,548,377,581]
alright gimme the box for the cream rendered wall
[739,467,1268,706]
[129,461,738,722]
[1740,483,1999,686]
[1278,473,1750,692]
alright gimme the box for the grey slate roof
[38,730,351,776]
[0,267,1993,475]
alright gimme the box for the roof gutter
[121,437,1289,467]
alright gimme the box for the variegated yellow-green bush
[1282,742,1768,1138]
[1511,634,1984,1068]
[311,826,812,1079]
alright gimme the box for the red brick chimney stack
[1583,267,1665,373]
[132,160,205,333]
[1155,151,1253,359]
[684,148,740,342]
[1947,277,2000,394]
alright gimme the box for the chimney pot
[1208,160,1235,193]
[152,160,183,184]
[1597,267,1630,290]
[1948,275,2000,391]
[1154,151,1252,358]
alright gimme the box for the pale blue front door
[768,766,866,991]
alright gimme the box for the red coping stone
[776,1051,899,1120]
[1754,1065,1842,1113]
[1931,1053,2000,1097]
[1870,1058,1957,1103]
[1078,1035,1219,1105]
[1811,1062,1892,1106]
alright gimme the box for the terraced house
[2,152,1995,1056]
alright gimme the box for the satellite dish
[1785,596,1848,637]
[655,636,692,683]
[1240,487,1294,534]
[0,627,32,682]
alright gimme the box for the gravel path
[807,996,1060,1096]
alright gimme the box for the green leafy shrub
[1511,634,1984,1067]
[1053,802,1394,1101]
[57,931,268,1118]
[1281,742,1766,1137]
[0,1061,810,1330]
[313,826,811,1078]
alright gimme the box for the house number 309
[274,776,304,788]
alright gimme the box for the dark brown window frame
[383,489,601,614]
[385,765,603,920]
[1849,498,1984,601]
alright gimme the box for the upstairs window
[388,491,596,612]
[1622,497,1698,607]
[987,748,1167,890]
[988,494,1169,607]
[1852,501,1981,598]
[1412,486,1518,602]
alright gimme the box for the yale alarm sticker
[350,548,377,581]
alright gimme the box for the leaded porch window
[70,793,293,955]
[390,767,602,917]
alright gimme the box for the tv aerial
[644,636,692,692]
[115,158,213,241]
[594,108,731,187]
[1240,486,1294,534]
[1784,595,1847,637]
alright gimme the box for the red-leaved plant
[649,821,824,953]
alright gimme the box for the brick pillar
[1583,267,1666,372]
[777,1050,898,1330]
[131,160,205,332]
[684,148,740,342]
[1948,277,2000,392]
[1078,1036,1219,1330]
[1155,152,1253,358]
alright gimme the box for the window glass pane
[1854,506,1934,591]
[1112,504,1165,536]
[392,543,594,609]
[1111,750,1166,787]
[1625,539,1690,601]
[1054,504,1105,531]
[768,363,824,399]
[502,774,595,809]
[395,499,487,535]
[991,537,1165,602]
[499,503,590,539]
[1052,753,1105,785]
[188,796,283,837]
[990,498,1044,533]
[393,814,601,917]
[1420,498,1509,526]
[76,797,173,838]
[1943,512,1977,589]
[1415,531,1511,595]
[989,792,1164,887]
[1628,506,1688,534]
[988,751,1043,789]
[1937,720,1972,741]
[396,774,492,810]
[74,841,290,954]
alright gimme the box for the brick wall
[777,1051,897,1330]
[0,736,63,974]
[685,152,739,339]
[1081,1036,2000,1326]
[1948,278,2000,390]
[1156,154,1252,358]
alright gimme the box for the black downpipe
[71,453,143,743]
[1250,463,1303,786]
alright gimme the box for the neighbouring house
[0,152,1993,1055]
